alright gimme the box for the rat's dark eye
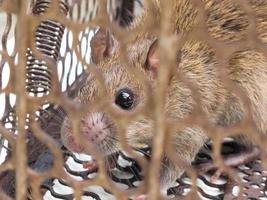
[115,88,134,110]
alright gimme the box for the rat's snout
[61,112,117,154]
[80,112,111,144]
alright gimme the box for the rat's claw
[210,169,222,183]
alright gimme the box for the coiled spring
[26,0,68,96]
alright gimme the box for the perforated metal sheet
[40,141,267,200]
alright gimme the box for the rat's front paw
[82,159,98,172]
[132,195,147,200]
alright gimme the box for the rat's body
[61,0,267,196]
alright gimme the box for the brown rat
[61,0,267,197]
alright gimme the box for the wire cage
[0,0,267,199]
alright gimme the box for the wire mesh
[0,0,267,200]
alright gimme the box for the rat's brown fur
[61,0,267,195]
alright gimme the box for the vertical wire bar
[148,0,175,199]
[15,0,28,199]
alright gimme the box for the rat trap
[0,0,267,200]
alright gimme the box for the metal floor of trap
[41,141,267,200]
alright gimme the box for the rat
[61,0,267,198]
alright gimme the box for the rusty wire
[0,0,267,200]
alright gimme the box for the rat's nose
[81,112,110,144]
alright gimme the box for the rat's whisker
[102,123,115,130]
[101,113,105,122]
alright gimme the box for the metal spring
[26,0,68,96]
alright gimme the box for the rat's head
[61,28,168,155]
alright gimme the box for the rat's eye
[115,88,134,110]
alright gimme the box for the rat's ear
[145,40,181,79]
[90,28,116,64]
[145,40,159,78]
